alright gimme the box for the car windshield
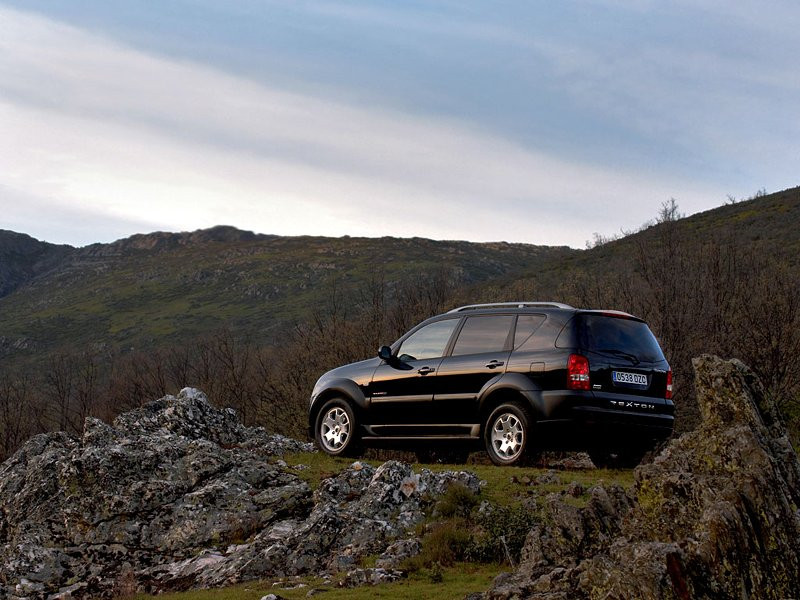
[577,315,665,363]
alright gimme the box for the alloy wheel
[490,412,524,461]
[320,406,350,452]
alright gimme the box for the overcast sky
[1,1,798,248]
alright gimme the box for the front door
[367,318,460,427]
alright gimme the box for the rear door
[431,314,515,423]
[577,314,669,403]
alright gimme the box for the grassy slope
[134,452,635,600]
[519,186,800,293]
[0,235,573,361]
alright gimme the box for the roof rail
[447,301,575,313]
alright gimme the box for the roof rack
[447,302,575,313]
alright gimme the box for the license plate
[612,371,648,386]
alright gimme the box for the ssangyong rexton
[309,302,674,466]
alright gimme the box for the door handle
[417,366,435,375]
[485,360,505,369]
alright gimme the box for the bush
[403,518,472,570]
[467,504,537,564]
[434,483,480,519]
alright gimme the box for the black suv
[309,302,674,466]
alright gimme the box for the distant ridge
[91,225,277,254]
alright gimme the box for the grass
[132,451,635,599]
[133,563,504,600]
[282,450,636,506]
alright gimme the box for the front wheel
[484,402,533,466]
[315,398,361,457]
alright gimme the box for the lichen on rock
[486,355,800,599]
[0,388,478,598]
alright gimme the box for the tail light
[567,354,590,390]
[666,369,673,399]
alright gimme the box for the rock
[564,481,584,498]
[0,387,483,597]
[486,355,800,599]
[535,470,559,485]
[341,567,404,587]
[374,538,421,569]
[548,452,595,471]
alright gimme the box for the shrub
[467,504,537,564]
[434,482,480,519]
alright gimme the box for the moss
[636,477,665,529]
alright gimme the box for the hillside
[511,185,800,293]
[1,186,798,369]
[0,228,573,363]
[0,230,71,298]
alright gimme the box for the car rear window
[514,314,546,349]
[560,315,666,363]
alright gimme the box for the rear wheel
[484,402,533,466]
[315,398,361,457]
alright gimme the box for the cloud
[0,6,721,248]
[527,2,800,185]
[0,185,160,247]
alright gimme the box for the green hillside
[0,229,573,363]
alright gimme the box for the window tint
[452,315,514,356]
[514,314,546,349]
[578,315,665,362]
[398,319,459,361]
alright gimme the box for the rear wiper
[594,348,640,365]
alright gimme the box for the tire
[483,402,533,466]
[314,398,361,457]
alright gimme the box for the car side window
[514,314,546,349]
[451,315,514,356]
[397,319,459,361]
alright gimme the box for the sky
[1,1,798,248]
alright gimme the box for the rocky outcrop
[0,389,479,599]
[488,355,800,600]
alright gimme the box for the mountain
[0,227,574,361]
[0,230,71,298]
[1,185,798,367]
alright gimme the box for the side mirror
[378,345,393,361]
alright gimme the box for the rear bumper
[534,389,674,441]
[570,405,674,436]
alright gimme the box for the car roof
[441,302,642,321]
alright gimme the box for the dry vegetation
[1,200,798,460]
